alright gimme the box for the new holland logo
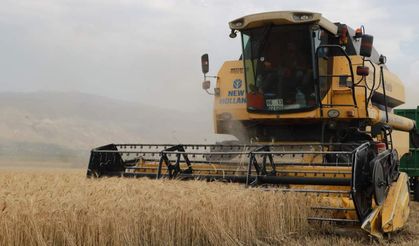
[233,79,242,89]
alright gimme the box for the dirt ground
[287,197,419,245]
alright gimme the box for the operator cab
[230,11,352,114]
[200,11,377,142]
[241,24,318,112]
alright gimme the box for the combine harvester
[87,11,416,238]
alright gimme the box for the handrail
[314,44,357,113]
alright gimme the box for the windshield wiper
[249,24,274,86]
[256,23,274,60]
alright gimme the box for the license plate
[266,99,283,110]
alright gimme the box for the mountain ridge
[0,91,214,167]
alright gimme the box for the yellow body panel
[364,62,406,107]
[361,207,383,239]
[381,172,410,232]
[214,56,413,132]
[361,173,410,237]
[392,130,410,157]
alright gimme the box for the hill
[0,92,214,167]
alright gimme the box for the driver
[277,42,311,103]
[257,59,280,94]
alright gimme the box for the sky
[1,0,419,114]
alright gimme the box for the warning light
[354,28,363,39]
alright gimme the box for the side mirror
[201,54,209,74]
[360,34,374,57]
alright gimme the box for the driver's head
[263,60,273,69]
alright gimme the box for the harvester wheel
[352,145,374,221]
[414,179,419,202]
[353,189,373,220]
[373,162,387,205]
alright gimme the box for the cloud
[403,59,419,107]
[0,0,418,112]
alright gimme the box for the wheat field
[0,168,418,246]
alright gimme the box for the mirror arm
[205,75,218,79]
[205,89,215,95]
[202,74,219,96]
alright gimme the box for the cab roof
[229,11,338,35]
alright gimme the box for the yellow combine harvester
[87,11,415,238]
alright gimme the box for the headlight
[293,13,313,21]
[231,19,244,28]
[234,22,243,27]
[327,109,340,118]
